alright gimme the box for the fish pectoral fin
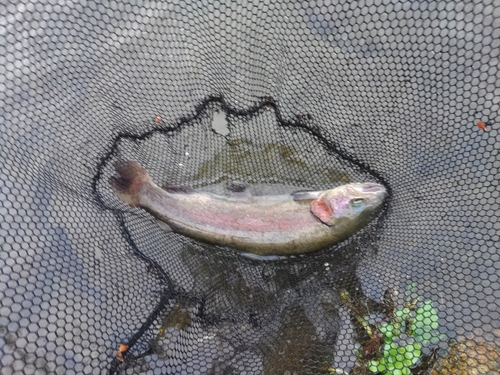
[292,190,323,201]
[156,219,173,232]
[161,185,196,194]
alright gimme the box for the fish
[110,160,387,256]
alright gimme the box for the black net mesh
[1,1,499,374]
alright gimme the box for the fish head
[311,183,387,226]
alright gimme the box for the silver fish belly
[110,161,386,255]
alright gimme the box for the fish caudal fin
[110,160,152,207]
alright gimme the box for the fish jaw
[348,183,387,204]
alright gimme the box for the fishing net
[1,1,499,374]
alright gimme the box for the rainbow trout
[111,161,386,255]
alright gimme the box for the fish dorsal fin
[292,190,323,201]
[226,181,248,193]
[226,181,251,198]
[161,185,196,194]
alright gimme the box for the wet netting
[1,1,499,374]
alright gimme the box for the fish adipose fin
[110,160,152,207]
[291,190,322,201]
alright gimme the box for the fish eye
[350,198,366,208]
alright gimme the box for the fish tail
[110,160,152,207]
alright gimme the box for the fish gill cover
[0,0,499,374]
